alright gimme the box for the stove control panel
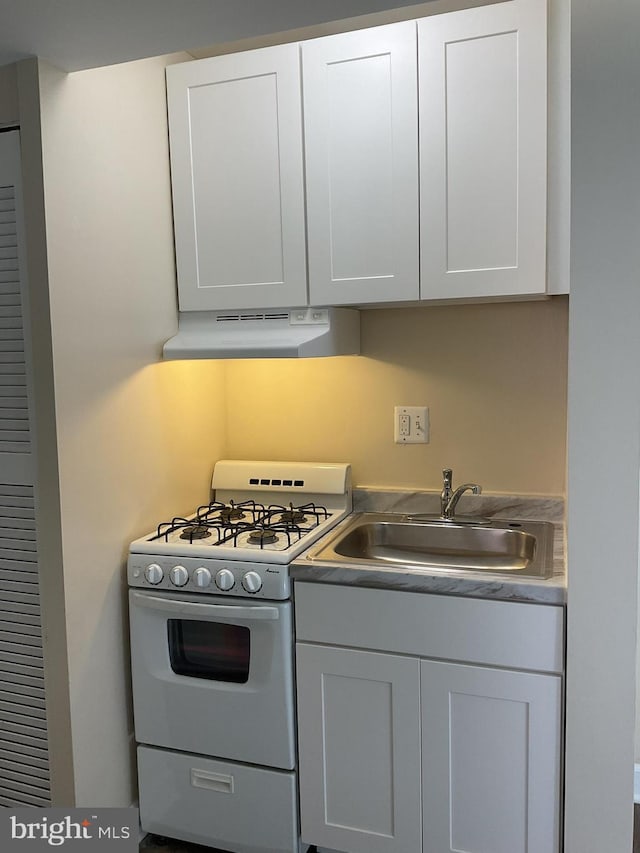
[127,553,289,600]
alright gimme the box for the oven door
[129,589,295,769]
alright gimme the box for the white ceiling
[0,0,428,71]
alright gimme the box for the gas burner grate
[152,500,332,550]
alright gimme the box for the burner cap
[180,525,211,540]
[248,529,278,545]
[280,509,306,524]
[220,506,245,522]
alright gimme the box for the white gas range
[128,459,351,599]
[128,460,351,853]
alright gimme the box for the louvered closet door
[0,130,50,807]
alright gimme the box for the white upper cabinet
[166,45,307,311]
[419,0,548,299]
[166,0,553,312]
[302,22,419,305]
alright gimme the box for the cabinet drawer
[294,583,564,673]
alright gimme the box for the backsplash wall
[224,298,568,495]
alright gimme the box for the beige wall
[225,298,568,495]
[36,55,225,806]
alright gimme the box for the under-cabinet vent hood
[163,308,360,360]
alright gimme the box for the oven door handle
[131,591,280,621]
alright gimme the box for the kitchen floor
[140,837,217,853]
[140,837,319,853]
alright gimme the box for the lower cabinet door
[296,643,421,853]
[421,660,562,853]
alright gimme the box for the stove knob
[193,567,212,589]
[215,569,235,591]
[241,571,263,594]
[144,563,164,585]
[170,565,189,587]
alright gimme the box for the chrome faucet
[440,468,482,521]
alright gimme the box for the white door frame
[564,2,640,850]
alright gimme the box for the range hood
[163,308,360,360]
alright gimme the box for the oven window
[168,619,250,683]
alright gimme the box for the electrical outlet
[394,406,429,444]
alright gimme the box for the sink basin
[306,513,555,579]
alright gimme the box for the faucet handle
[442,468,453,488]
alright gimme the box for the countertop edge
[291,562,567,605]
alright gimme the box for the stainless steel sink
[306,513,555,578]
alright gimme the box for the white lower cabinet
[295,583,563,853]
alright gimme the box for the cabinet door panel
[296,643,421,853]
[303,22,419,305]
[419,0,547,299]
[167,45,307,311]
[421,660,561,853]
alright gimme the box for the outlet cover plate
[394,406,429,444]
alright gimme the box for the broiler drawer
[138,745,300,853]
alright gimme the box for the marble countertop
[291,489,566,605]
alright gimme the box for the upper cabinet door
[166,46,307,311]
[419,0,547,299]
[303,22,419,306]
